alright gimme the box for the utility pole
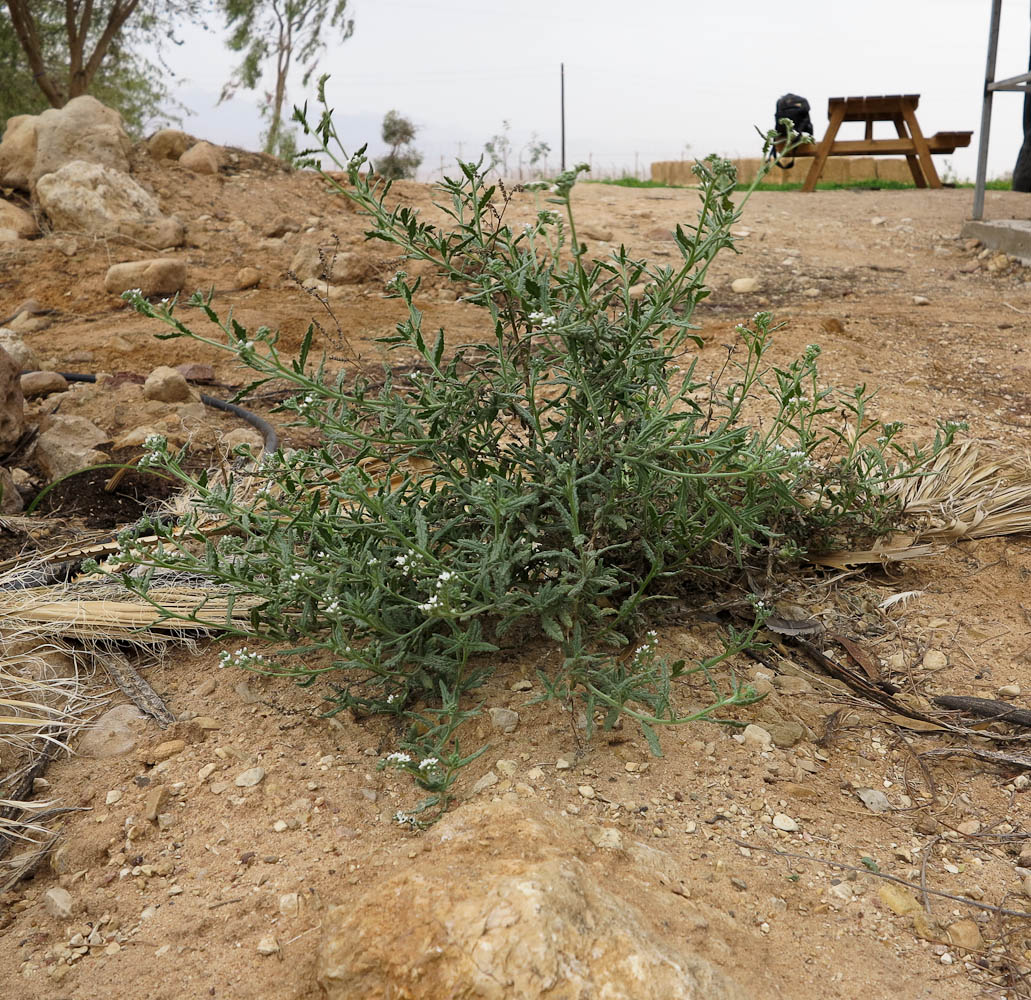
[560,62,566,171]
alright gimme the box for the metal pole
[561,62,566,171]
[973,0,1004,220]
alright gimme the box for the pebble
[105,789,123,805]
[525,766,545,781]
[43,887,75,920]
[731,277,760,294]
[272,820,288,833]
[741,724,773,751]
[236,266,261,290]
[766,722,806,749]
[20,371,68,398]
[197,763,217,782]
[856,788,891,813]
[555,758,572,770]
[772,675,811,695]
[998,684,1021,699]
[587,826,624,849]
[772,812,799,832]
[192,677,217,697]
[257,935,280,956]
[140,740,186,764]
[510,679,533,692]
[956,819,981,836]
[143,785,170,822]
[871,216,886,226]
[578,785,596,800]
[279,893,300,916]
[488,707,519,733]
[922,649,947,670]
[235,767,266,787]
[471,771,498,795]
[912,295,930,306]
[802,287,820,297]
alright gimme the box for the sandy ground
[1,153,1031,999]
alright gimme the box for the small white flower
[386,752,412,764]
[418,757,439,771]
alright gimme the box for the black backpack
[772,93,813,167]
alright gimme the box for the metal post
[560,63,566,171]
[973,0,1004,220]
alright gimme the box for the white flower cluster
[633,629,658,662]
[218,647,271,670]
[417,569,460,614]
[528,311,557,329]
[385,751,412,765]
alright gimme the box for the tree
[1,1,201,132]
[378,110,421,180]
[219,0,353,159]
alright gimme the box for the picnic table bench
[779,95,972,192]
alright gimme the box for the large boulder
[35,161,184,248]
[0,115,38,190]
[0,96,131,193]
[317,800,745,1000]
[31,95,131,191]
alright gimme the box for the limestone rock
[317,800,744,1000]
[35,160,184,248]
[104,258,187,298]
[0,329,38,370]
[29,95,132,191]
[20,371,69,398]
[731,277,760,294]
[0,115,39,190]
[0,198,37,237]
[235,266,261,290]
[180,141,224,175]
[290,236,384,285]
[43,887,75,920]
[147,129,192,161]
[77,704,148,758]
[0,345,25,453]
[34,414,108,480]
[143,365,191,403]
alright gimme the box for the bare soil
[1,155,1031,999]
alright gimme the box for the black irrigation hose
[47,371,280,453]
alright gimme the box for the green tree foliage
[1,0,201,133]
[378,109,422,180]
[218,0,353,159]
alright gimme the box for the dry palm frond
[814,442,1031,567]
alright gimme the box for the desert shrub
[111,86,960,822]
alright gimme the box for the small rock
[956,819,981,836]
[279,892,300,916]
[555,758,572,770]
[495,759,518,777]
[857,788,891,813]
[234,680,262,704]
[946,917,983,951]
[197,763,217,782]
[256,934,280,956]
[105,789,123,805]
[742,723,773,751]
[525,766,545,781]
[78,704,147,758]
[235,767,266,788]
[236,266,261,290]
[140,739,186,764]
[922,649,947,670]
[143,365,192,403]
[766,721,806,749]
[43,887,75,920]
[772,675,811,695]
[0,329,37,369]
[263,215,301,238]
[802,287,821,297]
[731,277,760,294]
[581,226,613,241]
[827,882,852,902]
[176,362,216,383]
[510,679,533,692]
[20,371,68,398]
[272,819,289,832]
[471,771,498,795]
[578,785,596,800]
[488,707,519,733]
[144,785,170,821]
[998,684,1021,699]
[772,812,799,832]
[871,216,887,226]
[912,295,930,306]
[104,258,187,298]
[587,826,624,849]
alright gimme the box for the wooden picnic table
[781,95,971,192]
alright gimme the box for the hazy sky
[164,0,1031,184]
